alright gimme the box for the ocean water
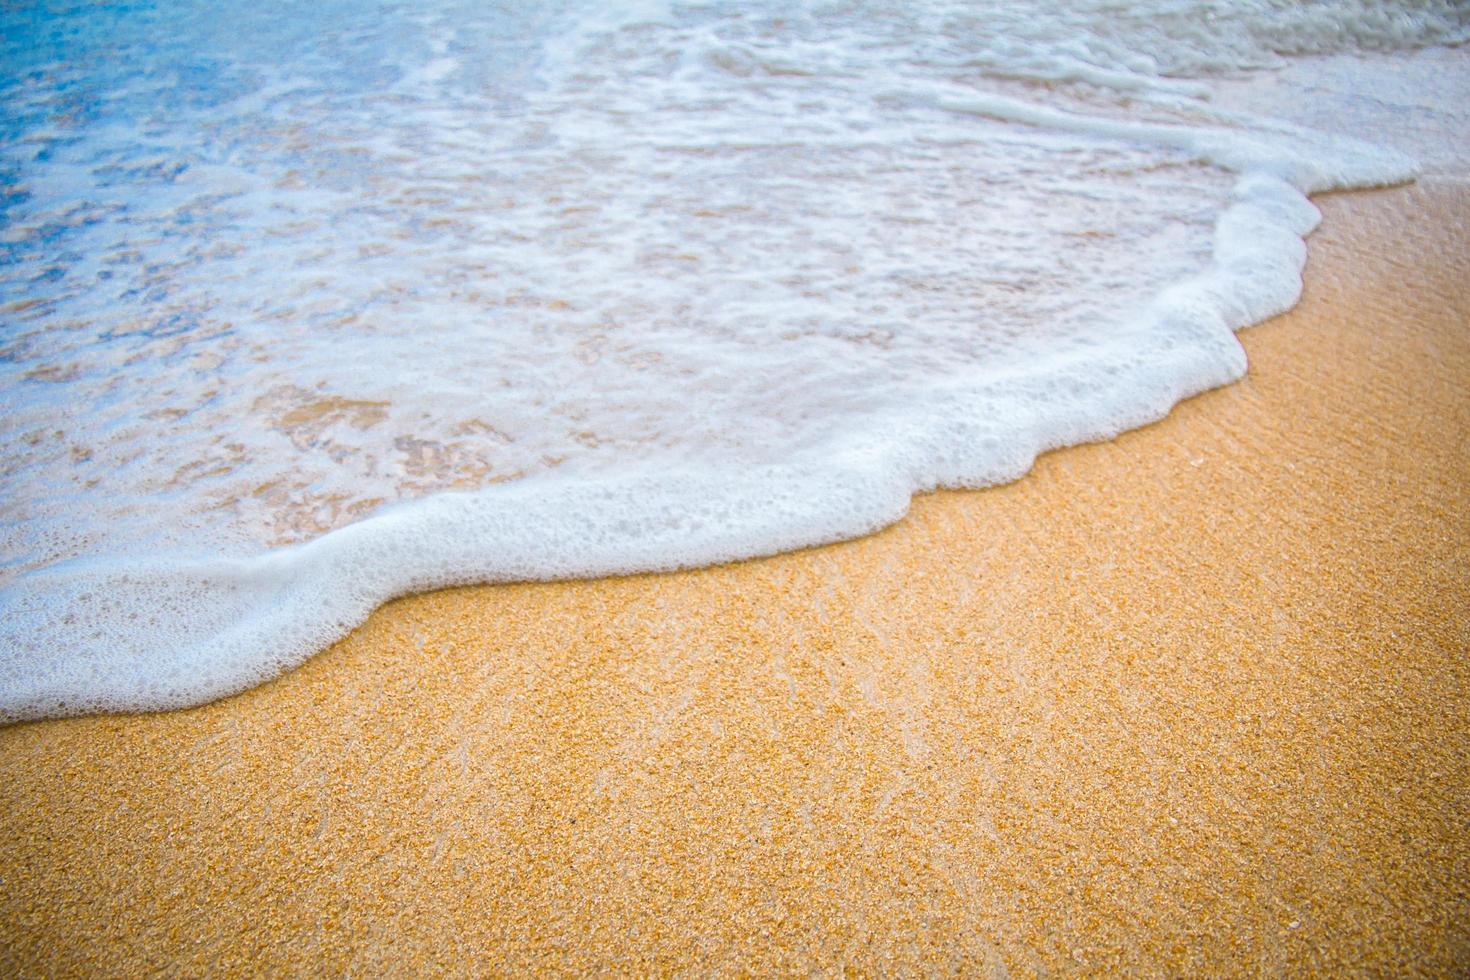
[1,1,1466,721]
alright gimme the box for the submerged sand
[2,181,1468,975]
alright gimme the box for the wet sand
[2,180,1468,975]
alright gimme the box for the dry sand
[2,180,1468,976]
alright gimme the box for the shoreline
[3,179,1468,973]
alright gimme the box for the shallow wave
[1,0,1464,720]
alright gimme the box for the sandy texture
[3,181,1468,976]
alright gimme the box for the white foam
[1,0,1465,721]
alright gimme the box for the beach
[2,177,1466,973]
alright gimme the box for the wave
[1,0,1465,720]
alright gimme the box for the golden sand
[2,181,1468,975]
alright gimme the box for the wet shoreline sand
[2,180,1468,974]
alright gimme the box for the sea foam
[1,0,1466,720]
